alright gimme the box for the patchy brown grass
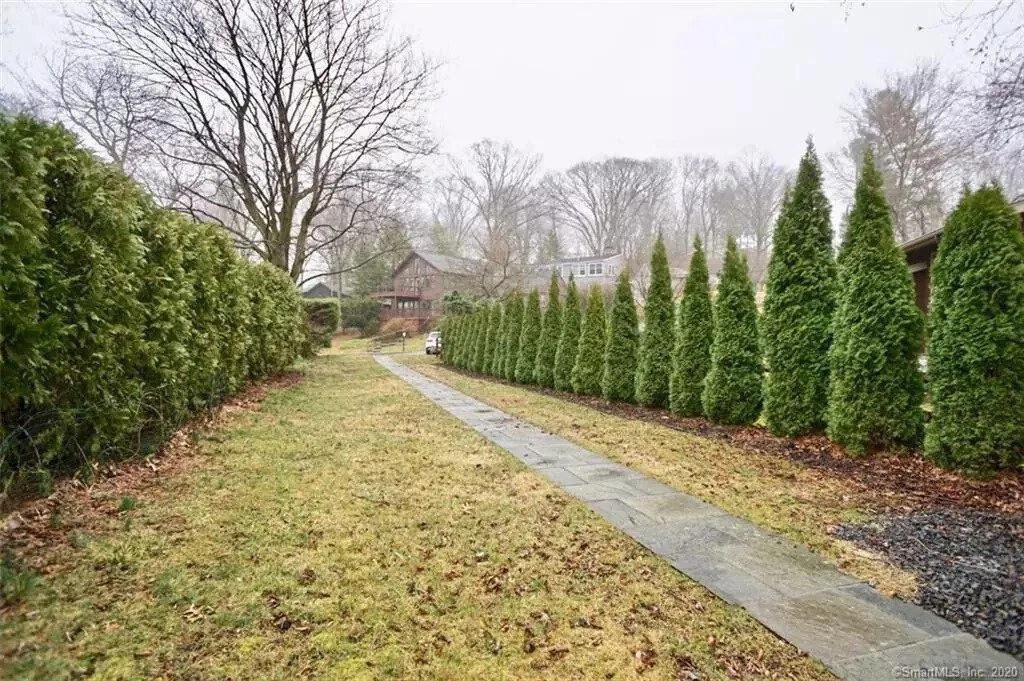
[402,355,920,599]
[0,345,833,680]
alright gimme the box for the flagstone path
[375,355,1022,680]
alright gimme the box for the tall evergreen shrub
[490,302,507,375]
[534,272,562,387]
[669,239,713,416]
[554,275,581,391]
[472,304,489,372]
[572,286,606,395]
[827,149,924,453]
[483,302,501,375]
[761,141,837,435]
[703,237,762,425]
[602,271,639,402]
[501,292,524,381]
[925,187,1024,474]
[636,235,674,407]
[515,289,542,383]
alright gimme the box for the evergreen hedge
[554,275,582,391]
[490,302,507,375]
[602,271,639,402]
[501,292,524,381]
[572,286,606,395]
[925,187,1024,474]
[515,289,542,383]
[483,302,501,375]
[761,141,837,435]
[472,304,489,372]
[702,236,762,425]
[636,235,674,407]
[302,298,340,350]
[669,239,714,416]
[534,272,562,387]
[0,115,305,489]
[827,149,924,453]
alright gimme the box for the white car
[425,331,442,355]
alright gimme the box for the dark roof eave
[901,228,943,253]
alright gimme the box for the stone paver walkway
[375,355,1022,680]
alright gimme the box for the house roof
[556,252,623,264]
[412,250,478,275]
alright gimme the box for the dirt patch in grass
[1,370,304,584]
[1,349,834,680]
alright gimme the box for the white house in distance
[525,252,625,299]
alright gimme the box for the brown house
[903,195,1024,313]
[371,250,478,323]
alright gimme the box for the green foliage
[0,115,305,488]
[827,149,924,453]
[472,305,489,372]
[572,286,606,395]
[925,187,1024,474]
[338,296,381,335]
[456,313,475,369]
[761,141,837,435]
[489,303,507,376]
[302,298,340,350]
[636,235,674,407]
[602,270,639,402]
[670,240,714,416]
[553,275,581,392]
[483,303,501,376]
[501,292,524,381]
[442,291,475,315]
[703,237,762,425]
[515,289,542,384]
[534,272,562,387]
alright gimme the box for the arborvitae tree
[554,274,581,391]
[703,236,762,425]
[827,149,924,453]
[925,187,1024,474]
[489,302,506,376]
[472,304,489,372]
[534,272,562,387]
[761,141,837,436]
[515,288,542,383]
[670,239,713,416]
[501,292,524,381]
[439,316,452,364]
[602,270,640,402]
[572,285,606,395]
[636,234,674,407]
[448,315,461,367]
[455,313,472,369]
[483,302,501,375]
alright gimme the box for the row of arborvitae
[0,115,308,490]
[440,142,1024,476]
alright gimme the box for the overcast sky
[0,0,980,172]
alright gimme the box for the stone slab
[374,355,1023,679]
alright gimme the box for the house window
[578,263,587,276]
[606,264,615,277]
[589,262,603,276]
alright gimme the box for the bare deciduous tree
[70,0,436,281]
[829,62,972,241]
[428,177,476,256]
[674,154,729,256]
[544,157,671,258]
[451,140,545,295]
[721,147,788,255]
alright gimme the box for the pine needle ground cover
[1,345,832,680]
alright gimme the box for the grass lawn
[1,344,833,680]
[402,354,916,599]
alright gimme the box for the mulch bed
[443,368,1024,516]
[834,509,1024,659]
[0,370,303,583]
